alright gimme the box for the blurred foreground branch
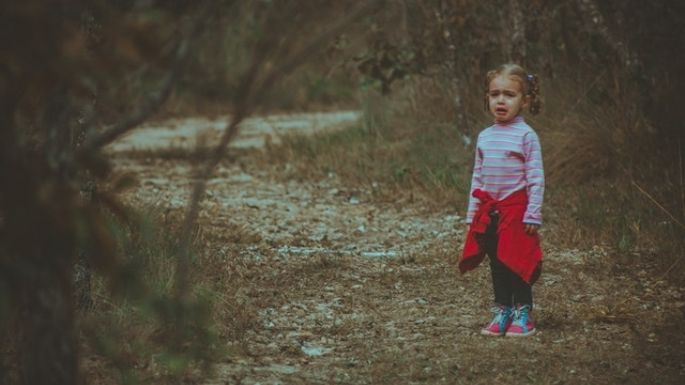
[175,0,380,304]
[81,3,213,151]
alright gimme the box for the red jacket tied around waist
[459,188,542,284]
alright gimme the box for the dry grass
[260,87,473,213]
[531,74,685,281]
[78,207,225,384]
[535,73,647,184]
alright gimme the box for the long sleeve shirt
[465,116,544,225]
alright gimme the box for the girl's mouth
[496,107,507,114]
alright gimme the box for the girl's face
[488,75,529,123]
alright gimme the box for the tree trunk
[508,0,527,64]
[438,0,469,133]
[18,266,78,385]
[1,94,80,384]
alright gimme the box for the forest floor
[110,112,685,385]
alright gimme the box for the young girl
[459,63,544,337]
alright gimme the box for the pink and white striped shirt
[465,116,544,225]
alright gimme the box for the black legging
[483,213,533,307]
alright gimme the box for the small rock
[300,343,332,357]
[361,251,398,258]
[263,363,298,375]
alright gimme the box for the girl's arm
[465,144,483,224]
[522,131,545,225]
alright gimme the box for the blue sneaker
[506,304,536,337]
[481,305,513,336]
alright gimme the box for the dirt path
[108,111,360,152]
[114,113,685,385]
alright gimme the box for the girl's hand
[524,224,539,235]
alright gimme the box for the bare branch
[81,4,212,151]
[174,1,379,300]
[173,35,268,301]
[508,0,526,63]
[633,180,685,276]
[632,181,685,231]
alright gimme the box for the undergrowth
[79,207,224,385]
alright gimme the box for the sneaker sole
[505,329,536,337]
[480,329,505,336]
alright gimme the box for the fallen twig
[632,180,685,275]
[631,181,685,231]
